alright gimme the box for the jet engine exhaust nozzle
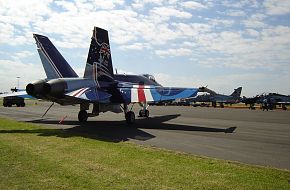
[25,80,46,96]
[26,83,35,95]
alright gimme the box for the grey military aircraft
[189,86,242,107]
[241,93,290,110]
[260,93,290,110]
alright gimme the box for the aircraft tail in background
[84,27,114,82]
[230,87,242,98]
[33,34,78,79]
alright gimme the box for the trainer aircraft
[2,27,199,124]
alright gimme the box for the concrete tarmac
[0,102,289,170]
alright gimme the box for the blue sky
[0,0,289,96]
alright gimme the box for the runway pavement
[0,102,289,170]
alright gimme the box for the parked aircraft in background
[259,93,289,110]
[188,86,242,107]
[2,27,199,124]
[241,93,290,110]
[241,95,262,109]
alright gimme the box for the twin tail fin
[84,27,114,82]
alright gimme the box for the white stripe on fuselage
[131,87,138,102]
[130,85,154,102]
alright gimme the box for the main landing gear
[123,103,150,124]
[123,104,135,124]
[78,103,98,122]
[125,111,135,124]
[78,110,88,122]
[77,103,150,124]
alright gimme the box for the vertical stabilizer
[84,27,114,82]
[34,34,78,79]
[230,87,242,98]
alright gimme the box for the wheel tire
[16,104,20,107]
[3,103,7,107]
[144,110,149,118]
[78,110,88,122]
[126,111,135,124]
[21,102,25,107]
[139,110,149,118]
[139,110,144,117]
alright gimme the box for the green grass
[0,117,289,189]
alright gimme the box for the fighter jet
[241,93,290,110]
[241,95,262,109]
[189,86,242,108]
[261,93,290,110]
[3,27,199,124]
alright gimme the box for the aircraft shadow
[0,114,236,143]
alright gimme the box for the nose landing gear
[139,109,149,117]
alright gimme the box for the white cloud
[0,59,45,91]
[226,10,246,17]
[149,6,192,21]
[245,29,260,37]
[221,0,256,9]
[243,20,266,28]
[91,0,125,10]
[12,51,35,60]
[153,72,201,88]
[0,0,52,26]
[155,48,192,57]
[206,18,235,27]
[181,1,207,10]
[55,1,78,12]
[119,43,149,51]
[264,0,290,15]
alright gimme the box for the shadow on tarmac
[0,114,236,143]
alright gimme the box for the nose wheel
[139,109,149,117]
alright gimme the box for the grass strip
[0,117,289,189]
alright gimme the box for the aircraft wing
[118,84,199,103]
[65,87,111,103]
[0,91,34,99]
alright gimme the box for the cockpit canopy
[114,74,161,86]
[142,74,157,83]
